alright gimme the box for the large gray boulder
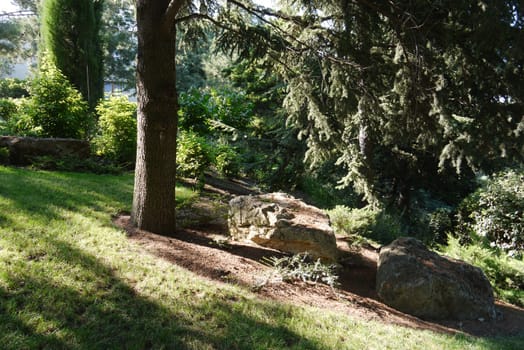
[376,237,496,320]
[228,193,338,261]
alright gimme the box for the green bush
[176,131,211,179]
[212,143,240,178]
[0,78,29,98]
[327,205,403,244]
[0,98,40,136]
[0,98,17,122]
[457,168,524,256]
[441,235,524,307]
[93,95,137,163]
[27,56,91,139]
[178,87,254,135]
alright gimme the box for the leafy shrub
[0,98,40,136]
[441,235,524,307]
[0,98,18,122]
[93,95,137,163]
[327,205,403,244]
[457,168,524,256]
[0,78,29,98]
[176,131,211,179]
[27,56,91,139]
[261,252,339,288]
[178,87,254,135]
[212,143,240,178]
[298,174,360,209]
[178,88,212,134]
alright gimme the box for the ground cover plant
[1,165,523,349]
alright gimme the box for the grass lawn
[0,165,522,349]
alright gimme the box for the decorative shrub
[94,95,137,163]
[27,56,91,139]
[176,131,211,179]
[457,168,524,256]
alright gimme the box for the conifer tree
[221,0,524,212]
[41,0,104,109]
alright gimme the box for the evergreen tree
[221,0,524,214]
[41,0,104,109]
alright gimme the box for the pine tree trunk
[132,0,178,234]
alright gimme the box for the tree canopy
[215,0,524,211]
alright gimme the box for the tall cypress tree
[41,0,104,109]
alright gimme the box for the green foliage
[178,87,254,135]
[94,95,137,163]
[226,1,524,215]
[457,168,524,255]
[441,236,524,307]
[261,253,339,288]
[175,184,199,209]
[41,0,104,109]
[327,205,403,245]
[0,78,29,98]
[176,131,211,179]
[0,97,39,136]
[178,88,213,134]
[26,57,90,138]
[0,99,17,122]
[212,143,240,178]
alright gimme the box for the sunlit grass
[0,166,522,349]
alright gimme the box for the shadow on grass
[0,167,134,224]
[0,227,323,349]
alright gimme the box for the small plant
[327,205,403,244]
[93,95,137,164]
[261,252,339,288]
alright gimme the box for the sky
[0,1,19,13]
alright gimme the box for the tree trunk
[132,0,178,234]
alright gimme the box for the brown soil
[114,175,524,338]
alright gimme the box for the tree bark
[132,0,178,234]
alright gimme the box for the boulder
[0,136,90,165]
[228,193,338,261]
[376,237,496,320]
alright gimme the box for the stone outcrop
[0,136,90,165]
[228,193,338,261]
[376,237,496,320]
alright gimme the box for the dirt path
[114,176,524,338]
